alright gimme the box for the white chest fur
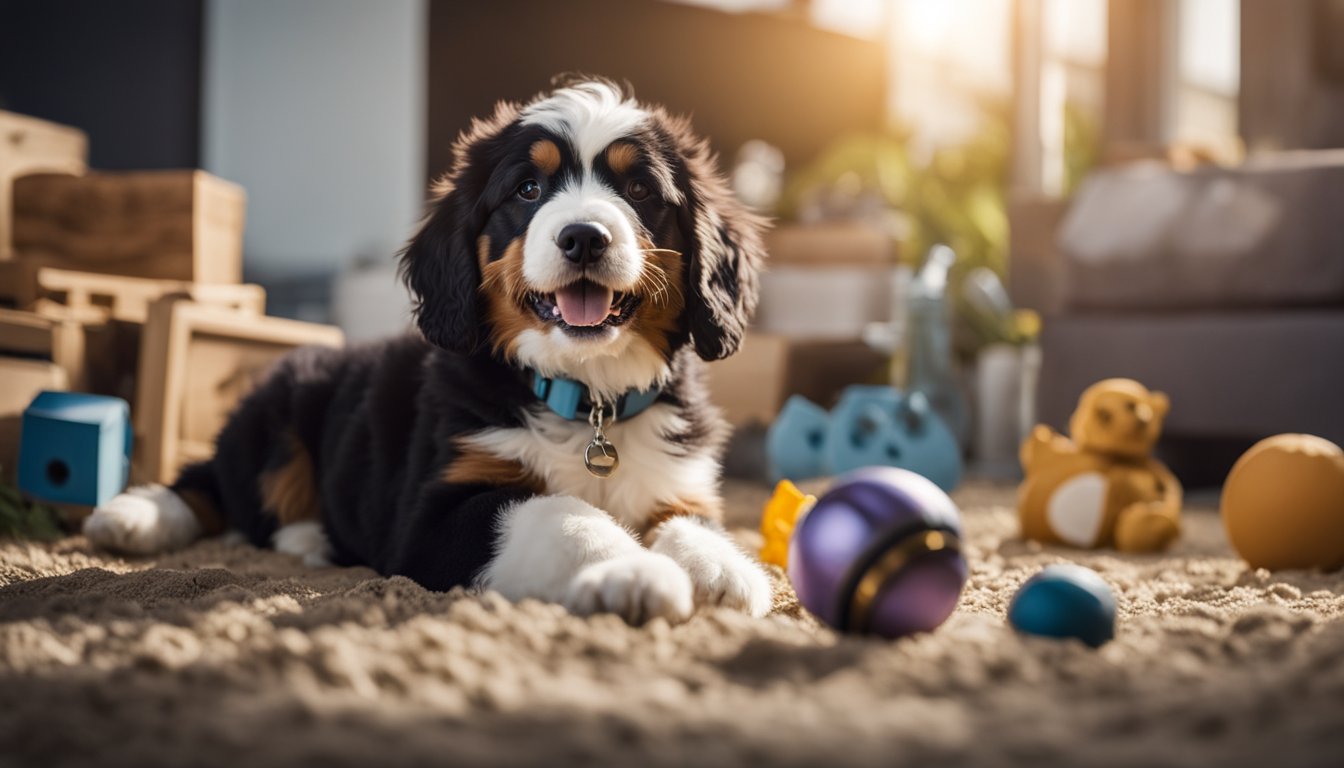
[459,404,721,529]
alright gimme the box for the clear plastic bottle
[903,244,969,447]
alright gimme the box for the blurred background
[2,0,1342,489]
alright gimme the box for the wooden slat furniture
[36,268,265,323]
[0,357,69,482]
[0,307,98,391]
[134,298,343,484]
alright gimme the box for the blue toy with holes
[17,391,132,507]
[826,386,961,492]
[766,386,962,493]
[765,396,832,482]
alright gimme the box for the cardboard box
[705,332,888,427]
[12,170,246,283]
[756,223,900,338]
[0,111,88,261]
[754,265,900,339]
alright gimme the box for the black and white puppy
[83,79,771,624]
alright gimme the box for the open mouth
[529,279,643,336]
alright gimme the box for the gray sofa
[1032,151,1344,486]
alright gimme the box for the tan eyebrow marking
[605,142,639,175]
[530,139,561,175]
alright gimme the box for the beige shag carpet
[1,481,1341,768]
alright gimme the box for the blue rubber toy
[765,396,832,482]
[825,386,962,493]
[1007,564,1117,647]
[17,391,132,507]
[766,387,963,492]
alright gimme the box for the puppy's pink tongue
[554,282,614,326]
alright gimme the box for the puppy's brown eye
[625,180,650,202]
[517,180,541,201]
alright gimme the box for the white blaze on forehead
[521,81,648,166]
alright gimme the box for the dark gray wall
[0,0,204,169]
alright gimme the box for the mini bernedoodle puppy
[84,79,773,624]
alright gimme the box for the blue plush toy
[1007,564,1117,647]
[766,386,962,493]
[18,391,132,507]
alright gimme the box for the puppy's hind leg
[273,521,333,567]
[259,432,332,567]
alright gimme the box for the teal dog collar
[530,372,662,422]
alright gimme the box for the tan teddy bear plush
[1018,379,1182,552]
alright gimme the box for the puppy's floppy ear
[659,112,768,361]
[400,101,521,353]
[400,197,480,353]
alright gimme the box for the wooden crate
[1,111,88,261]
[134,297,343,484]
[37,270,265,406]
[0,357,69,482]
[11,170,246,283]
[705,332,888,427]
[0,306,100,391]
[36,268,265,323]
[0,271,265,403]
[0,260,43,309]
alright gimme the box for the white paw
[652,517,772,617]
[84,485,202,555]
[564,551,694,625]
[273,521,333,567]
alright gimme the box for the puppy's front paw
[564,552,693,625]
[652,517,773,617]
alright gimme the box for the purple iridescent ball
[788,467,968,638]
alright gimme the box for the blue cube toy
[18,391,132,507]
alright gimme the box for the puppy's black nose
[557,222,610,265]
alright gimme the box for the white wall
[202,0,426,279]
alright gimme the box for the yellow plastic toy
[1221,434,1344,571]
[759,479,816,568]
[1018,378,1182,552]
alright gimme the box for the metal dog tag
[584,394,619,478]
[584,433,619,478]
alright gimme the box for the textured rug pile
[1,482,1341,767]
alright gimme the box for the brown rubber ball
[1221,434,1344,571]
